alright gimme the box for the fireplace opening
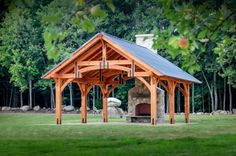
[135,103,150,116]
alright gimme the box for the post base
[170,118,175,124]
[56,118,62,125]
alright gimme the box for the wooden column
[150,76,157,125]
[55,78,62,125]
[168,80,176,124]
[184,83,190,123]
[103,93,108,122]
[102,84,108,122]
[80,84,87,123]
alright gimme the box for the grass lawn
[0,113,236,156]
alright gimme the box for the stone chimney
[135,34,155,86]
[135,34,156,53]
[126,34,165,124]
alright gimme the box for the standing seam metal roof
[43,32,201,83]
[102,32,201,83]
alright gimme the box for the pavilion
[42,32,201,125]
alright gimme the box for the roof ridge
[101,32,154,51]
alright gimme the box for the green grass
[0,113,236,156]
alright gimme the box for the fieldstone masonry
[127,79,165,123]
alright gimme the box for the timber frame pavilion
[43,32,201,125]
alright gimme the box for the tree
[0,5,45,108]
[153,0,236,112]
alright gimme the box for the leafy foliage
[0,7,45,91]
[38,0,115,62]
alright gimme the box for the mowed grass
[0,113,236,156]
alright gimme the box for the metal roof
[43,32,201,83]
[102,32,201,83]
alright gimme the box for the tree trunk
[96,86,99,100]
[192,83,195,113]
[93,86,95,110]
[223,78,226,110]
[202,85,204,112]
[5,87,8,106]
[177,90,180,113]
[166,92,169,113]
[229,84,232,112]
[20,91,23,107]
[33,89,36,107]
[208,95,210,112]
[50,82,55,108]
[29,80,32,109]
[213,72,218,110]
[211,84,214,111]
[69,83,73,106]
[9,86,13,107]
[202,71,214,112]
[112,90,114,97]
[219,90,222,110]
[13,88,18,107]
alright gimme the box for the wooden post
[103,93,108,122]
[168,80,176,124]
[184,83,190,123]
[81,84,87,123]
[150,76,157,125]
[55,79,62,125]
[102,84,108,122]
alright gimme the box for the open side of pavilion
[42,32,201,125]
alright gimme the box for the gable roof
[43,32,201,83]
[101,32,201,83]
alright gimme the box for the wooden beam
[101,84,108,122]
[56,44,102,76]
[159,76,192,85]
[107,84,120,96]
[77,60,131,66]
[102,40,106,61]
[130,60,135,77]
[168,80,176,124]
[80,83,87,123]
[159,80,171,94]
[104,37,163,76]
[79,65,130,74]
[52,74,75,79]
[134,71,151,77]
[150,76,157,125]
[61,78,74,91]
[44,35,102,79]
[55,79,62,125]
[80,44,102,61]
[136,77,151,91]
[74,62,78,78]
[177,84,187,97]
[184,83,190,123]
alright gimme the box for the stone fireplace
[135,103,150,116]
[126,34,165,123]
[126,79,165,123]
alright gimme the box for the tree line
[0,0,235,112]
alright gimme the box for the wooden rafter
[103,37,163,76]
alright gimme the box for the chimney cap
[135,34,154,38]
